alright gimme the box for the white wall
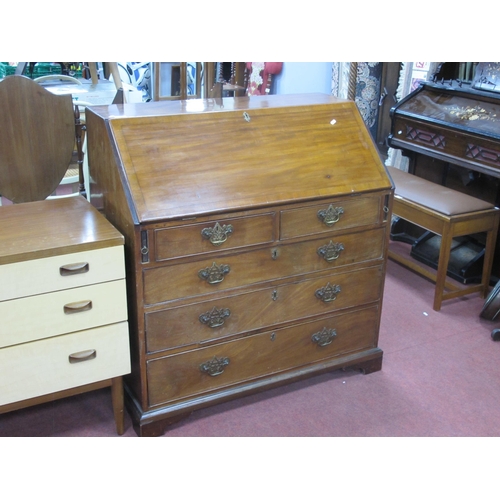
[273,62,333,95]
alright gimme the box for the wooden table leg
[111,377,125,435]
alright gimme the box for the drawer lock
[199,356,230,377]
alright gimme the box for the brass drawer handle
[199,306,231,328]
[311,327,337,347]
[317,205,344,226]
[68,349,96,363]
[317,241,345,261]
[199,356,230,376]
[198,262,230,285]
[201,222,233,246]
[315,283,341,302]
[63,300,93,314]
[59,262,89,276]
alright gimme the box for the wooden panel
[0,196,124,265]
[0,280,128,348]
[0,322,130,406]
[154,213,275,261]
[0,246,125,301]
[147,305,379,406]
[280,194,382,240]
[145,264,384,353]
[143,228,385,304]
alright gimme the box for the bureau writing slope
[86,93,394,437]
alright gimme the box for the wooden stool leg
[111,376,125,435]
[434,223,453,311]
[481,218,499,298]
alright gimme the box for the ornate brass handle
[198,262,231,284]
[199,306,231,328]
[317,205,344,226]
[311,327,337,347]
[199,356,230,376]
[201,222,233,246]
[315,283,341,302]
[317,241,345,262]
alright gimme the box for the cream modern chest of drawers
[86,93,394,436]
[0,196,130,435]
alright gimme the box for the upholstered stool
[387,166,500,311]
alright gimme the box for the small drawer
[0,321,131,406]
[143,228,385,305]
[147,305,379,407]
[154,213,275,261]
[280,195,382,240]
[0,279,128,348]
[0,245,125,301]
[145,264,383,354]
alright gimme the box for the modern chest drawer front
[0,322,130,406]
[146,305,379,407]
[145,265,383,354]
[0,280,128,348]
[143,228,385,305]
[280,195,383,240]
[0,246,125,301]
[154,213,275,261]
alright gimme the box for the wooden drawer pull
[311,327,337,347]
[63,300,93,314]
[68,349,97,364]
[59,262,90,276]
[317,205,344,226]
[199,356,230,376]
[201,222,233,246]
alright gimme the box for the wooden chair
[0,75,84,203]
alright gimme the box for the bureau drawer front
[145,265,383,353]
[0,280,128,348]
[280,195,382,240]
[0,245,125,301]
[147,306,379,406]
[143,228,385,305]
[154,213,275,261]
[0,322,131,406]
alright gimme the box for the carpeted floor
[1,242,499,438]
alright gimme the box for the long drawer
[143,227,385,305]
[145,265,384,353]
[0,246,125,301]
[147,305,379,407]
[0,279,128,348]
[0,322,131,406]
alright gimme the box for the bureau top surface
[0,196,124,264]
[89,94,392,223]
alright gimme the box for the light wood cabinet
[0,196,130,434]
[86,93,394,436]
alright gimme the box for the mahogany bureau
[86,93,394,436]
[0,196,130,435]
